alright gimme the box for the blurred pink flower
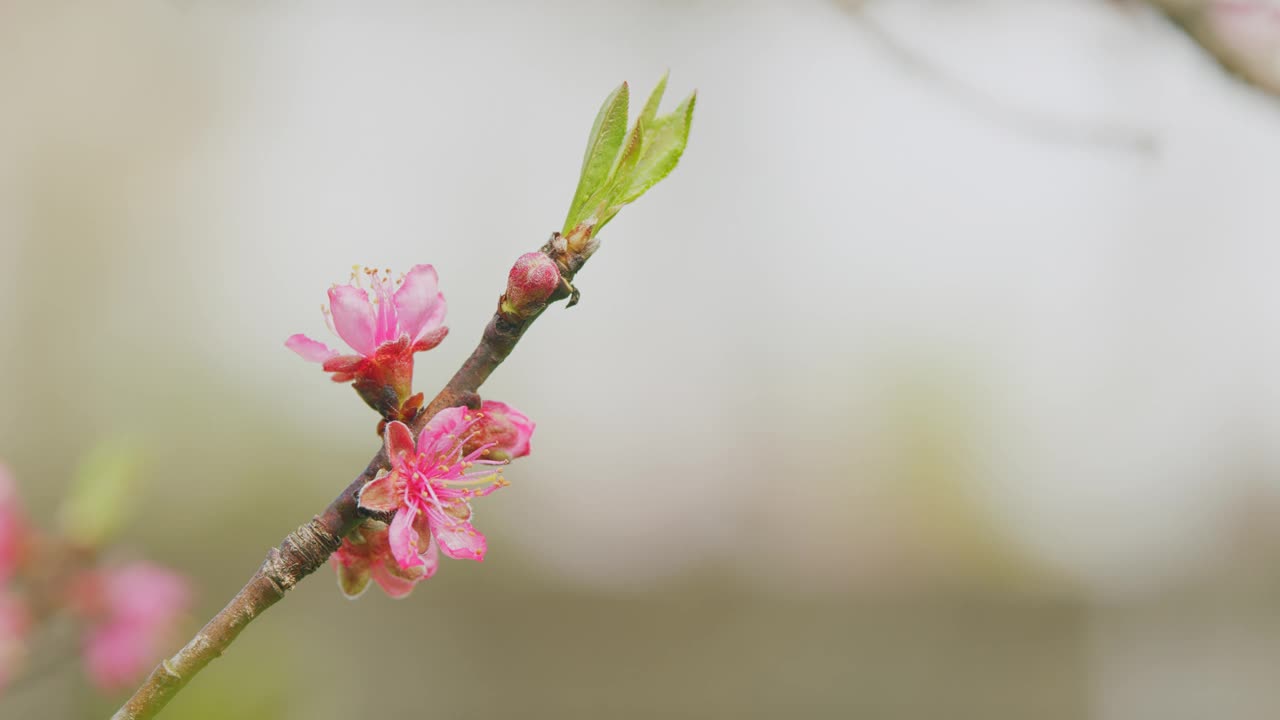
[71,563,191,691]
[0,465,28,583]
[0,593,29,692]
[358,407,524,574]
[330,520,432,599]
[286,265,449,417]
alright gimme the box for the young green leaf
[564,82,630,234]
[637,70,669,133]
[560,76,695,237]
[619,89,696,207]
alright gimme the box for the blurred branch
[1140,0,1280,99]
[836,0,1159,155]
[111,231,603,720]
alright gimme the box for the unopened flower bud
[502,252,560,317]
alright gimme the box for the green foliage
[562,73,696,236]
[58,440,145,547]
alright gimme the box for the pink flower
[357,407,526,573]
[70,563,191,691]
[0,594,29,692]
[0,465,28,583]
[467,401,535,461]
[286,265,449,418]
[330,520,432,599]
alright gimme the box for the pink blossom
[0,465,28,583]
[467,401,535,461]
[0,594,29,692]
[70,563,191,691]
[358,407,527,573]
[330,520,433,599]
[286,265,449,417]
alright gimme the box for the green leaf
[560,76,695,238]
[618,89,696,208]
[584,117,645,222]
[563,82,630,234]
[59,441,145,547]
[637,70,669,133]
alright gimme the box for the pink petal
[371,538,435,597]
[369,564,418,598]
[0,466,26,584]
[104,564,191,625]
[80,563,190,691]
[357,471,399,514]
[327,285,377,356]
[479,400,535,460]
[429,509,487,562]
[284,334,339,363]
[417,406,470,456]
[84,621,149,690]
[416,294,448,341]
[388,508,426,571]
[418,535,439,578]
[393,265,445,342]
[383,421,416,463]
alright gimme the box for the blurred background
[2,0,1280,717]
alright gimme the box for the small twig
[837,0,1159,155]
[111,233,600,720]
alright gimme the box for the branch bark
[112,232,597,720]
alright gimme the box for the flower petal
[371,536,436,597]
[285,334,339,363]
[357,471,399,514]
[80,563,190,691]
[327,285,377,356]
[393,265,445,342]
[387,508,425,571]
[418,534,439,579]
[417,406,471,457]
[369,563,418,598]
[478,400,535,460]
[428,508,487,562]
[383,421,416,464]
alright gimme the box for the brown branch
[111,232,597,720]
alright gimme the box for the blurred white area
[2,0,1280,715]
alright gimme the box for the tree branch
[111,232,598,720]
